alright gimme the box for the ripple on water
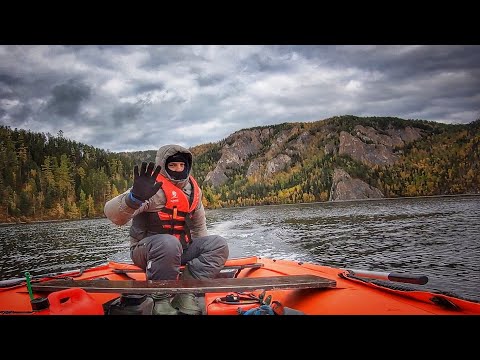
[0,196,479,302]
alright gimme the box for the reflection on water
[0,195,479,302]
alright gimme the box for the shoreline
[1,193,479,226]
[0,217,106,227]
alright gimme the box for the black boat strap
[31,275,336,295]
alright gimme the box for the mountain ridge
[1,115,478,221]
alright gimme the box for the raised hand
[131,162,163,201]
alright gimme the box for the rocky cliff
[198,117,447,202]
[338,125,423,167]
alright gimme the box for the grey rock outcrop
[339,125,423,167]
[205,127,313,186]
[329,168,384,201]
[204,128,271,187]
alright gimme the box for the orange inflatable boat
[1,256,479,315]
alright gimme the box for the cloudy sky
[1,45,479,153]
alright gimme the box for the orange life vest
[155,174,200,246]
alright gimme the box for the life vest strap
[159,219,185,226]
[161,207,189,217]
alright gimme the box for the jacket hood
[155,144,193,187]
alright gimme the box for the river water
[0,195,479,302]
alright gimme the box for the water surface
[1,195,478,302]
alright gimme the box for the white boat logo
[172,190,177,198]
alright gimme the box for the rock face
[204,128,272,187]
[331,125,422,200]
[338,125,423,166]
[202,119,427,202]
[329,168,384,201]
[205,127,314,186]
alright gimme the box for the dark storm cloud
[141,46,203,68]
[9,105,33,124]
[112,102,144,125]
[46,79,91,118]
[197,74,224,87]
[349,46,480,79]
[296,45,480,82]
[241,52,293,73]
[0,73,25,107]
[0,89,15,100]
[135,82,165,94]
[0,73,23,86]
[0,45,478,152]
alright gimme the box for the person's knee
[216,236,229,260]
[149,234,182,260]
[206,235,229,262]
[145,235,183,280]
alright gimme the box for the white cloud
[0,45,478,152]
[100,78,129,96]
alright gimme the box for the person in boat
[104,144,229,315]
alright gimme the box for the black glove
[130,162,163,201]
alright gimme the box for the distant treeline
[0,126,136,222]
[1,115,479,223]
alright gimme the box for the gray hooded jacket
[104,144,208,247]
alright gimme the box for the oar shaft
[347,269,428,285]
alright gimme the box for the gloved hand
[131,162,163,201]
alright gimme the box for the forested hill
[1,115,479,223]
